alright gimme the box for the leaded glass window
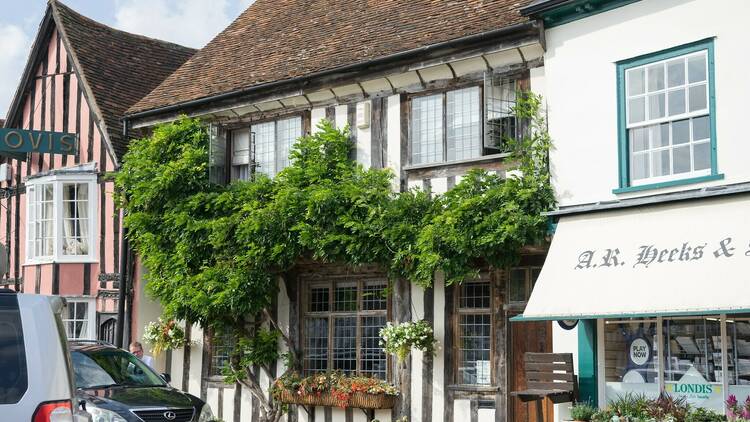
[457,280,492,385]
[302,280,388,379]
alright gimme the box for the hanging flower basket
[272,372,399,409]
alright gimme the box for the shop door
[508,319,553,422]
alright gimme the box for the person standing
[129,341,155,368]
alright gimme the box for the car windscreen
[0,294,28,404]
[71,349,166,389]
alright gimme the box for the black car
[69,341,214,422]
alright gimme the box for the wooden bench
[510,353,578,422]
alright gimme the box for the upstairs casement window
[302,280,388,379]
[230,116,303,180]
[26,174,97,264]
[617,39,718,191]
[409,76,520,166]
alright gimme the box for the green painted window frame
[615,38,720,194]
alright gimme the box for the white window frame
[625,50,711,186]
[25,173,98,264]
[62,297,96,340]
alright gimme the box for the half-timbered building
[123,1,553,421]
[1,0,194,343]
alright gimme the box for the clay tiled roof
[52,1,195,159]
[129,0,530,115]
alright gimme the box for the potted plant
[379,320,437,361]
[570,402,597,422]
[272,372,399,409]
[142,318,188,355]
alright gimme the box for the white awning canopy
[516,195,750,320]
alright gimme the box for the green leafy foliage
[117,93,553,415]
[571,402,598,421]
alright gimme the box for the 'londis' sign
[0,128,77,155]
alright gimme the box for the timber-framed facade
[124,1,552,421]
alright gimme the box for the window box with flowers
[272,372,399,409]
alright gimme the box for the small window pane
[360,316,387,379]
[694,142,711,171]
[647,64,665,92]
[304,318,328,375]
[692,116,710,141]
[252,122,276,177]
[460,281,490,309]
[447,87,481,161]
[688,54,707,83]
[334,283,357,312]
[631,127,649,152]
[651,149,670,178]
[673,145,691,174]
[309,287,329,312]
[627,68,645,96]
[362,282,386,311]
[509,269,526,303]
[667,59,685,88]
[628,97,646,124]
[458,314,491,385]
[276,117,302,172]
[631,152,650,180]
[411,94,444,164]
[333,317,356,374]
[672,119,690,145]
[648,93,665,119]
[668,89,686,116]
[689,84,707,112]
[649,123,669,148]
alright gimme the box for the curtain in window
[62,183,89,256]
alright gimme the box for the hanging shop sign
[0,128,77,157]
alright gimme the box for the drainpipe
[115,221,129,348]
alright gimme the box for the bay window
[231,116,303,180]
[26,174,97,263]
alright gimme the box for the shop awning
[514,195,750,321]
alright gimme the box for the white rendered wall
[356,101,372,168]
[311,107,327,134]
[544,0,750,207]
[386,94,402,190]
[552,323,579,422]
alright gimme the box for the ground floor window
[302,279,388,379]
[209,332,236,377]
[456,279,493,385]
[603,315,750,412]
[63,298,95,340]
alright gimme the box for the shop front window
[604,319,660,401]
[727,319,750,402]
[663,318,724,410]
[604,316,734,412]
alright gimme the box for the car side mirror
[78,400,86,411]
[161,373,171,383]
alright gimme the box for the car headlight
[86,404,127,422]
[198,403,215,422]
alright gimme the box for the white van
[0,289,88,421]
